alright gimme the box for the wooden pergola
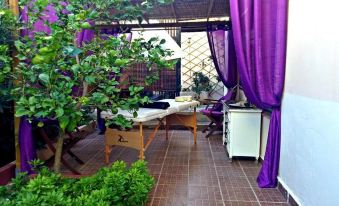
[98,0,231,31]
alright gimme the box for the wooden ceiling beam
[96,20,230,29]
[171,2,178,23]
[206,0,216,21]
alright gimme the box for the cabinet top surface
[227,108,262,113]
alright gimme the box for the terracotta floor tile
[242,167,261,177]
[223,201,260,206]
[218,176,251,188]
[154,184,188,199]
[61,130,287,205]
[164,156,189,166]
[158,173,189,185]
[188,199,224,206]
[151,197,187,206]
[148,164,163,175]
[189,175,219,187]
[253,188,286,203]
[162,165,189,175]
[259,202,289,206]
[238,160,261,168]
[188,185,222,201]
[215,166,245,177]
[220,187,257,202]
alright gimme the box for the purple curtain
[207,27,238,90]
[18,118,36,174]
[19,4,59,174]
[21,5,58,37]
[230,0,288,188]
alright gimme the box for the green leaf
[66,4,74,11]
[55,108,64,118]
[160,39,166,44]
[15,108,29,117]
[59,116,69,131]
[84,76,95,84]
[66,120,77,132]
[71,65,80,74]
[28,96,37,105]
[37,122,44,127]
[38,73,50,84]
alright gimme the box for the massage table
[100,99,199,163]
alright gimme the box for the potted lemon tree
[13,0,175,173]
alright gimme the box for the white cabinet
[223,105,262,160]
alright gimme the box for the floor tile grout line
[240,162,261,206]
[208,137,226,206]
[79,142,128,172]
[149,130,174,206]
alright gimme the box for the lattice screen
[181,32,224,98]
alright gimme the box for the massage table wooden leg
[145,118,163,150]
[165,117,169,140]
[105,145,111,165]
[139,123,145,160]
[193,108,197,144]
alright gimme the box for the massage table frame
[104,102,197,164]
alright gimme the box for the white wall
[280,0,339,205]
[260,112,270,159]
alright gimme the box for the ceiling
[144,0,230,22]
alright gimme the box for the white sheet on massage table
[100,99,199,123]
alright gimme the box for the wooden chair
[36,124,90,174]
[200,88,236,138]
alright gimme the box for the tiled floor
[61,129,288,206]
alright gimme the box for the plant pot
[0,162,16,185]
[199,91,209,101]
[179,91,197,99]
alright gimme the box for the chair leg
[67,150,85,165]
[38,128,83,174]
[61,158,81,175]
[202,122,213,133]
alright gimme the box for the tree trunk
[53,132,64,173]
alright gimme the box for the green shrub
[0,160,154,206]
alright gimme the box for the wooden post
[8,0,20,173]
[8,0,19,16]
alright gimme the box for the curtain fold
[18,117,36,174]
[207,27,238,90]
[230,0,288,187]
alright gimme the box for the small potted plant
[192,72,212,101]
[180,87,197,98]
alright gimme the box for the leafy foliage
[192,72,212,95]
[0,160,154,206]
[0,5,16,112]
[13,0,175,131]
